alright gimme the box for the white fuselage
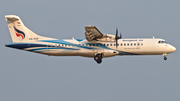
[6,38,176,58]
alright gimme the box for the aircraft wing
[85,26,103,41]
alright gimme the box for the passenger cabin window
[124,43,126,46]
[134,43,136,46]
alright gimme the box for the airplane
[5,15,176,64]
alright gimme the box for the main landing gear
[94,53,102,64]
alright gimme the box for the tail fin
[5,15,54,43]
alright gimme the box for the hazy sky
[0,0,180,101]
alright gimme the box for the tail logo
[14,27,25,40]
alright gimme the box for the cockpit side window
[158,41,167,44]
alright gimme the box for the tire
[164,57,167,60]
[94,53,102,64]
[97,59,102,64]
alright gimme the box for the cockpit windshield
[158,41,167,44]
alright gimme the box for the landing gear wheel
[164,57,167,60]
[94,54,102,64]
[97,59,102,64]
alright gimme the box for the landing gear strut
[94,53,102,64]
[163,54,167,60]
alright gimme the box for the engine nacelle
[97,34,116,42]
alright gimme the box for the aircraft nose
[172,46,176,52]
[170,45,176,52]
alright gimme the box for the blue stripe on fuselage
[28,47,79,52]
[5,43,47,49]
[39,40,97,49]
[5,40,140,55]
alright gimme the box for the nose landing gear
[163,53,167,60]
[94,53,102,64]
[164,56,167,60]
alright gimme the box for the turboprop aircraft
[5,15,176,64]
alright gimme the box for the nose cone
[172,46,176,52]
[170,45,176,53]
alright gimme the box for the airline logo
[14,27,25,39]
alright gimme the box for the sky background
[0,0,180,101]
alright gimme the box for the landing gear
[164,56,167,60]
[94,53,102,64]
[163,53,167,60]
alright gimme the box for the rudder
[5,15,54,43]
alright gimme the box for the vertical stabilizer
[5,15,55,43]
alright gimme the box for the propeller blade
[115,28,118,48]
[115,28,122,49]
[116,28,118,39]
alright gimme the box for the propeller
[115,28,122,48]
